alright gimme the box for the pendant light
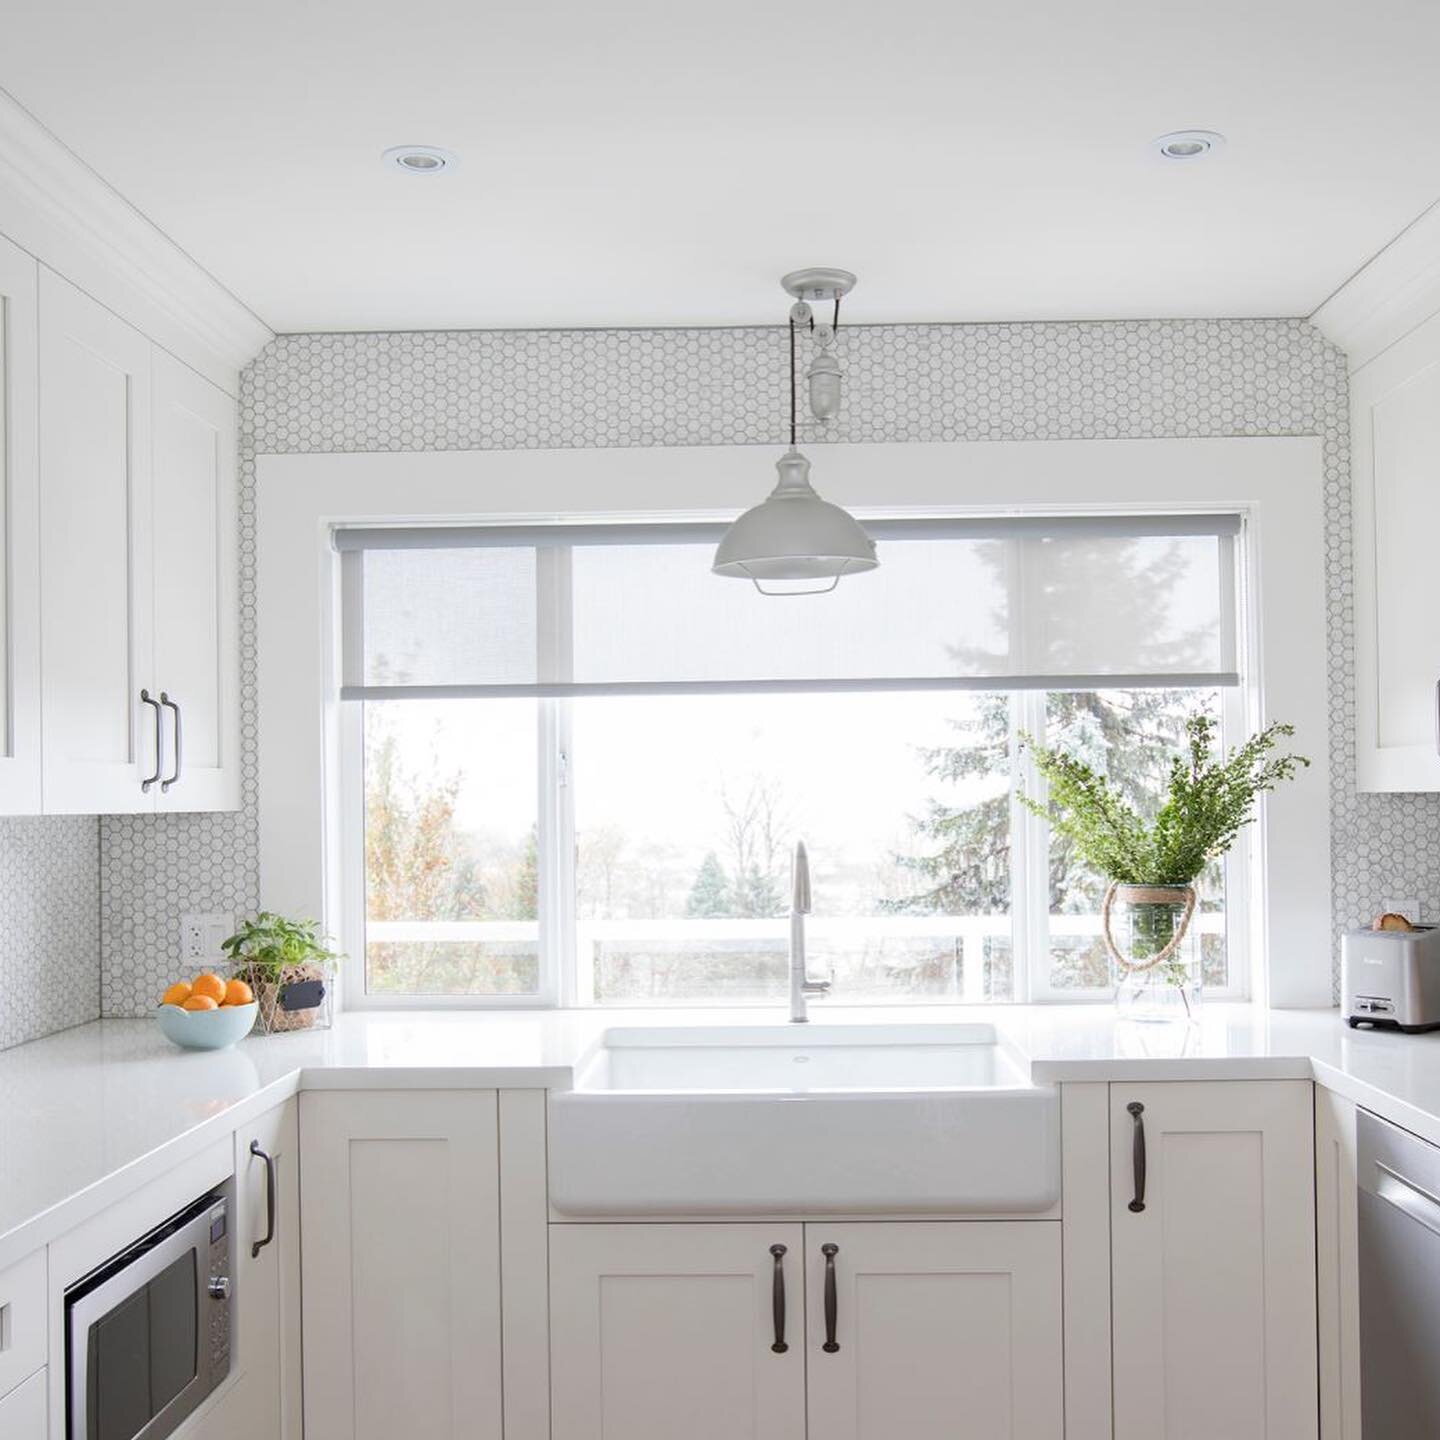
[713,268,879,596]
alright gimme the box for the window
[340,513,1244,1005]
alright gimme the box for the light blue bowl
[155,1001,258,1051]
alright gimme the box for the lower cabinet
[204,1098,301,1440]
[0,1370,46,1439]
[806,1222,1063,1440]
[1109,1080,1317,1440]
[1316,1089,1361,1440]
[300,1089,503,1440]
[550,1220,1063,1440]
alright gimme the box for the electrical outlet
[180,913,234,966]
[1382,898,1423,924]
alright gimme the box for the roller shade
[338,514,1240,698]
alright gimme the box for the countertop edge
[8,1009,1440,1271]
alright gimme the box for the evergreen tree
[686,850,733,917]
[889,537,1208,919]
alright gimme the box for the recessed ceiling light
[1154,130,1225,161]
[382,145,457,175]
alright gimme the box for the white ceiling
[4,0,1440,333]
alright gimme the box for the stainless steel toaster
[1343,926,1440,1032]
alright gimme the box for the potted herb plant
[1021,714,1309,1021]
[220,912,341,1034]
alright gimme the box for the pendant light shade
[712,448,878,595]
[714,267,879,596]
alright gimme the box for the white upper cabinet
[0,235,41,813]
[38,268,238,813]
[1109,1081,1317,1440]
[151,350,239,811]
[1352,307,1440,790]
[39,267,155,812]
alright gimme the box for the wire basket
[229,959,335,1035]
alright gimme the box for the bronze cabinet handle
[769,1244,788,1353]
[249,1140,277,1257]
[1128,1102,1147,1213]
[822,1243,840,1353]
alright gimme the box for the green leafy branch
[1019,713,1310,886]
[220,911,342,979]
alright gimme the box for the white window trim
[256,437,1331,1010]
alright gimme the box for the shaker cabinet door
[1352,309,1440,790]
[300,1090,503,1440]
[151,350,239,812]
[804,1222,1063,1440]
[549,1222,806,1440]
[38,268,156,813]
[1110,1081,1317,1440]
[0,235,41,813]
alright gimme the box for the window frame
[346,630,1251,1011]
[256,437,1332,1010]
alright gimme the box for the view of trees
[362,538,1228,1000]
[885,536,1225,990]
[364,714,539,994]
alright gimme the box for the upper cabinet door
[151,351,239,812]
[804,1222,1063,1440]
[0,236,41,813]
[39,268,156,813]
[1109,1081,1318,1440]
[1352,309,1440,790]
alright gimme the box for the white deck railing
[368,911,1224,1002]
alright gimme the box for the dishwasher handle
[1375,1166,1440,1239]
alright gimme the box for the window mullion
[536,546,576,1006]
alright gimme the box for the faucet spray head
[792,840,812,915]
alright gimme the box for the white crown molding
[1311,198,1440,373]
[0,87,271,392]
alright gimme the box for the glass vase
[1103,883,1202,1023]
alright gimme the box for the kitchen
[1,3,1439,1438]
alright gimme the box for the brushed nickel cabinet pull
[160,693,181,791]
[140,690,163,792]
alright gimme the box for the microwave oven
[64,1179,234,1440]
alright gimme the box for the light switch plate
[180,913,234,966]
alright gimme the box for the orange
[182,994,219,1011]
[162,980,192,1007]
[222,978,254,1007]
[191,972,227,1004]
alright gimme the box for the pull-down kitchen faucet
[789,840,832,1023]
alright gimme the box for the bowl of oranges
[156,973,258,1051]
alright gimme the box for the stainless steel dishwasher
[1359,1108,1440,1438]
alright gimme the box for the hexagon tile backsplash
[0,816,99,1050]
[0,316,1416,1040]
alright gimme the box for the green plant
[1019,713,1310,886]
[220,911,341,979]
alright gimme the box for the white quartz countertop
[5,1001,1440,1267]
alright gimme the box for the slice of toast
[1373,912,1416,933]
